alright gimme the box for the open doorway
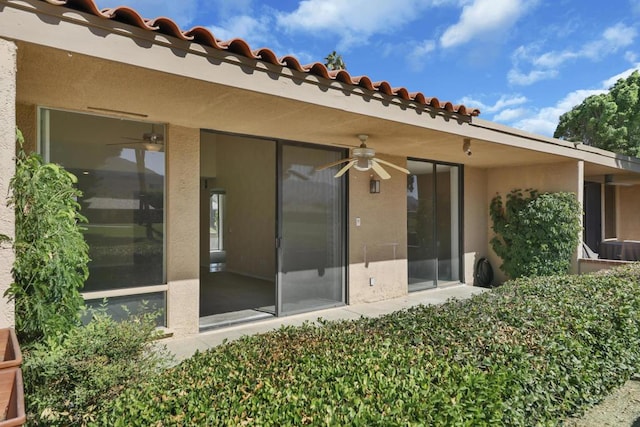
[199,132,276,329]
[199,132,347,329]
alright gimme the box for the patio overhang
[5,0,639,174]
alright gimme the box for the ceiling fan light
[354,159,371,171]
[143,143,164,152]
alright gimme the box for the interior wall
[349,154,408,304]
[486,161,582,283]
[214,134,276,280]
[617,185,640,239]
[463,166,488,285]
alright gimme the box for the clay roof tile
[35,0,481,117]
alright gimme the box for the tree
[554,70,640,157]
[5,132,89,344]
[324,51,346,70]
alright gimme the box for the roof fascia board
[0,0,473,134]
[472,118,640,173]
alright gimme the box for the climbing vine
[490,189,581,279]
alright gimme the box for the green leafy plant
[98,265,640,426]
[555,70,640,156]
[23,311,172,426]
[490,189,582,279]
[4,133,90,344]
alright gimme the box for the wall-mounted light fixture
[369,176,380,193]
[462,138,472,156]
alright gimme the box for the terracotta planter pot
[0,368,25,427]
[0,330,21,370]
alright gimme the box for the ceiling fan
[108,124,164,152]
[316,134,410,179]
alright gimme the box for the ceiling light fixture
[463,138,472,156]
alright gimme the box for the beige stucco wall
[463,166,488,285]
[0,39,16,328]
[487,161,583,283]
[166,125,200,336]
[616,185,640,239]
[348,155,408,304]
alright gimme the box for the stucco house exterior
[1,0,640,337]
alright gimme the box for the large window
[40,108,166,322]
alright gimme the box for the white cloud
[459,94,527,113]
[439,0,533,48]
[492,108,527,122]
[208,14,272,46]
[508,23,638,86]
[581,23,636,60]
[507,68,558,85]
[487,67,640,135]
[95,0,199,27]
[407,40,437,71]
[510,84,617,136]
[276,0,432,49]
[603,63,640,87]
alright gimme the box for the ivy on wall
[490,189,582,279]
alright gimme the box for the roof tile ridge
[146,17,193,41]
[183,26,225,49]
[44,0,109,17]
[371,81,393,95]
[219,38,254,58]
[351,76,375,91]
[101,6,158,30]
[279,55,305,72]
[302,62,331,79]
[252,48,282,65]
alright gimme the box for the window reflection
[42,109,165,292]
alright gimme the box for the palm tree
[324,51,346,70]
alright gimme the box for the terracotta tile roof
[41,0,481,117]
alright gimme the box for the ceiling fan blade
[316,157,355,171]
[370,160,391,180]
[374,158,410,175]
[334,160,357,178]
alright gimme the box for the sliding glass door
[277,144,346,316]
[407,159,461,291]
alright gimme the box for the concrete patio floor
[165,284,488,361]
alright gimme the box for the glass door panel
[407,161,436,291]
[278,144,345,315]
[407,160,461,291]
[436,165,460,284]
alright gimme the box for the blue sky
[96,0,640,137]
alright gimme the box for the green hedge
[98,266,640,426]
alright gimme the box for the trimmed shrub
[490,189,582,279]
[4,139,89,344]
[98,266,640,426]
[23,311,172,426]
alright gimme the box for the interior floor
[199,269,275,317]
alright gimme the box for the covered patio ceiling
[5,0,640,176]
[16,42,588,170]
